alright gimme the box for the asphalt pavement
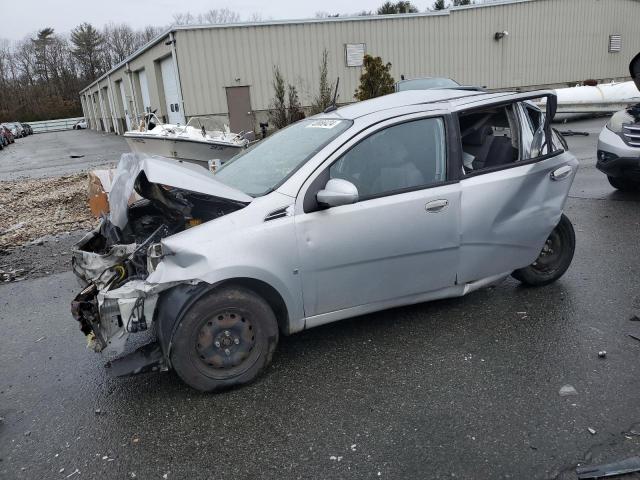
[0,129,128,181]
[1,118,640,479]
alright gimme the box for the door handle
[551,165,572,181]
[425,199,449,213]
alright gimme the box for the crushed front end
[70,154,249,373]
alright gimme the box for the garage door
[160,56,184,125]
[118,80,132,130]
[138,69,151,112]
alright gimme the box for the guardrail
[29,117,84,134]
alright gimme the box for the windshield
[397,78,459,91]
[215,118,352,196]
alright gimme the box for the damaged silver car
[71,88,578,391]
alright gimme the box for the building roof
[79,0,535,94]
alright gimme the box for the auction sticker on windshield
[306,119,342,129]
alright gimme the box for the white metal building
[79,0,640,134]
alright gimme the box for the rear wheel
[608,175,639,191]
[512,214,575,287]
[170,286,279,392]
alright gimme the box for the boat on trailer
[124,115,250,168]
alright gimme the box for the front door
[226,86,253,133]
[295,116,460,318]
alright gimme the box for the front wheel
[512,214,575,287]
[608,176,639,191]
[170,286,279,392]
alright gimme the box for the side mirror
[317,178,358,208]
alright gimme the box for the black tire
[512,214,575,287]
[608,175,639,191]
[170,286,279,392]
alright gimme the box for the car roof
[326,89,549,120]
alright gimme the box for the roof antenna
[323,77,340,113]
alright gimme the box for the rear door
[457,95,577,284]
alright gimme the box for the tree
[70,23,104,82]
[103,23,137,68]
[377,1,418,14]
[268,66,287,129]
[433,0,446,10]
[354,54,395,101]
[310,49,335,114]
[32,28,55,84]
[453,0,473,5]
[287,84,304,124]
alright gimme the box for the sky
[2,0,450,40]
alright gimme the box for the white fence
[29,117,84,134]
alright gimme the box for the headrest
[464,126,493,146]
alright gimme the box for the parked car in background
[73,119,88,130]
[2,123,20,138]
[0,129,6,149]
[71,87,578,392]
[1,125,15,143]
[22,123,33,135]
[13,122,26,137]
[395,76,461,91]
[597,52,640,191]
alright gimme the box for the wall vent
[609,34,622,53]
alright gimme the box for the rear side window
[329,117,446,199]
[458,105,520,173]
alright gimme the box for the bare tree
[103,23,137,68]
[268,66,287,129]
[310,49,335,114]
[200,9,240,24]
[172,13,195,26]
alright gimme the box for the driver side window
[329,117,446,199]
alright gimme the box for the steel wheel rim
[531,229,562,274]
[193,309,257,375]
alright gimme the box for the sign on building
[345,43,366,67]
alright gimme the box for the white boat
[124,115,249,167]
[537,81,640,120]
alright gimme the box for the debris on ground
[0,268,26,282]
[587,427,597,435]
[0,173,95,250]
[598,351,607,358]
[630,315,640,322]
[629,334,640,343]
[559,384,578,396]
[576,455,640,479]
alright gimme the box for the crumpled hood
[109,153,252,229]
